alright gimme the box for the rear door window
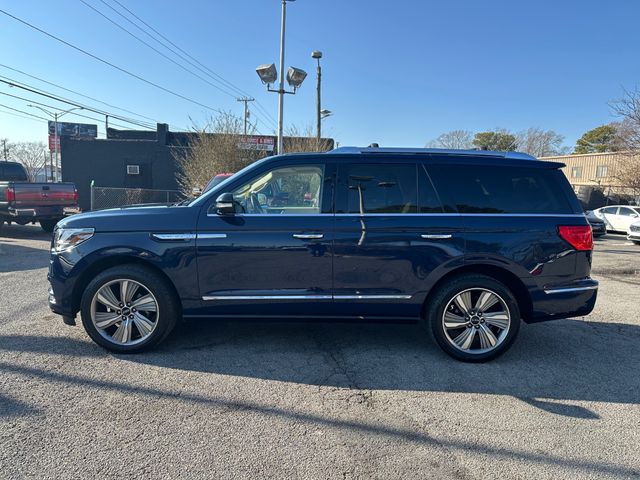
[338,163,417,214]
[427,164,573,214]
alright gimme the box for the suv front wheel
[426,274,521,362]
[80,265,179,353]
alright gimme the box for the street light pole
[27,105,83,182]
[276,0,288,154]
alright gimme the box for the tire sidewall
[80,266,177,353]
[428,275,521,362]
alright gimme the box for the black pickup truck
[0,161,79,233]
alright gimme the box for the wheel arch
[72,255,182,316]
[421,264,533,322]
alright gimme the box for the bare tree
[426,130,473,149]
[173,112,267,196]
[283,125,333,153]
[516,128,568,157]
[12,141,47,181]
[611,88,640,151]
[611,89,640,199]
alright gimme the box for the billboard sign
[237,135,275,151]
[48,121,97,151]
[48,121,98,138]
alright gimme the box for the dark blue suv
[48,147,598,361]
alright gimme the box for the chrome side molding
[420,234,452,239]
[202,294,412,301]
[543,284,599,295]
[151,233,196,241]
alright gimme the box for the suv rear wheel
[425,274,521,362]
[80,265,179,353]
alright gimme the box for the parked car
[48,147,598,362]
[202,173,233,194]
[0,161,79,233]
[628,220,640,245]
[585,210,606,237]
[592,205,640,233]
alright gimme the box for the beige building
[540,151,635,197]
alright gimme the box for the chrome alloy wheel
[90,279,159,346]
[442,288,511,355]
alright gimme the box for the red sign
[48,134,59,151]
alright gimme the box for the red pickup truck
[0,161,79,233]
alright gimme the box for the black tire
[80,265,180,353]
[632,240,640,246]
[425,274,521,362]
[40,219,59,233]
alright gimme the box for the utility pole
[236,97,255,136]
[311,51,323,143]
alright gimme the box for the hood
[57,204,199,232]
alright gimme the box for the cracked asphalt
[1,225,639,479]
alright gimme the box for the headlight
[53,228,94,252]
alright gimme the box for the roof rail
[329,146,537,160]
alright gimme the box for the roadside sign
[237,135,275,151]
[48,121,98,138]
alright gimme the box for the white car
[628,220,640,245]
[592,205,640,233]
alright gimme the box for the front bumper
[628,231,640,242]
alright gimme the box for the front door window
[230,165,325,215]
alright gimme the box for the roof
[329,146,537,161]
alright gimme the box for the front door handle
[293,233,324,239]
[421,234,452,239]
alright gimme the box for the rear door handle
[293,233,324,239]
[421,234,452,239]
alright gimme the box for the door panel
[333,215,464,318]
[194,161,335,317]
[332,161,464,318]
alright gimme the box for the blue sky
[1,0,639,149]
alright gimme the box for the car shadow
[0,224,52,241]
[0,241,50,273]
[1,317,638,416]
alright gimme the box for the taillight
[558,225,593,251]
[6,186,15,202]
[73,188,78,202]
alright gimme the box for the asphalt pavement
[1,225,639,479]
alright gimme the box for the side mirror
[215,193,235,215]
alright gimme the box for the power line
[0,63,157,123]
[0,107,48,123]
[79,0,244,100]
[103,0,278,128]
[0,76,155,129]
[0,8,226,114]
[0,90,137,130]
[0,103,49,121]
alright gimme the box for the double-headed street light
[256,0,307,154]
[28,105,83,182]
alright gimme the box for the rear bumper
[590,223,606,236]
[6,205,78,220]
[527,278,598,323]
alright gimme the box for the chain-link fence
[90,184,185,211]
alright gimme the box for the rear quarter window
[426,164,573,214]
[0,163,28,182]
